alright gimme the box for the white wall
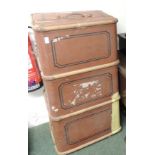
[28,0,126,33]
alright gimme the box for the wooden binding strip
[43,91,120,121]
[32,19,118,31]
[41,59,119,80]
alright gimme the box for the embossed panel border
[64,107,112,145]
[51,31,111,68]
[58,73,113,109]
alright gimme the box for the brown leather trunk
[31,10,121,154]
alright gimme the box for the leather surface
[44,66,118,118]
[32,10,120,154]
[51,104,112,152]
[34,24,117,75]
[32,10,117,31]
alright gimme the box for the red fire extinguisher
[28,33,43,92]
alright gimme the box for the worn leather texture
[32,10,120,154]
[31,10,117,31]
[33,11,118,75]
[44,66,118,118]
[51,104,112,153]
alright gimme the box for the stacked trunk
[31,10,121,154]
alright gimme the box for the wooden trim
[41,60,119,80]
[32,19,118,31]
[111,100,121,133]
